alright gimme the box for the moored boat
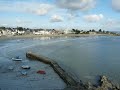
[12,56,22,61]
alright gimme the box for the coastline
[0,33,118,40]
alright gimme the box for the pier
[26,52,80,88]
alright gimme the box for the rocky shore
[65,75,120,90]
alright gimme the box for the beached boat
[12,56,22,61]
[21,65,30,69]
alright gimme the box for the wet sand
[0,57,66,90]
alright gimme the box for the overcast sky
[0,0,120,31]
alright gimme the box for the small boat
[21,65,30,69]
[12,56,22,61]
[21,71,27,75]
[37,70,46,74]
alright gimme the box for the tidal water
[0,36,120,84]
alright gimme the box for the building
[89,31,96,35]
[11,31,17,35]
[1,30,12,36]
[64,29,74,34]
[33,30,50,35]
[0,30,2,36]
[17,30,25,35]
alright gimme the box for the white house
[11,31,17,35]
[44,31,50,35]
[17,30,25,35]
[6,29,12,35]
[64,29,74,34]
[33,31,40,35]
[1,30,6,35]
[89,32,96,35]
[0,30,11,36]
[33,30,50,35]
[0,30,2,36]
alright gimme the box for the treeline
[72,29,112,34]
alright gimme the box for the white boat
[21,65,30,69]
[12,56,22,61]
[21,71,27,75]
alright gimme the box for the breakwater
[26,52,120,90]
[26,52,79,88]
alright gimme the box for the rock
[116,84,120,89]
[85,82,92,89]
[66,75,120,90]
[95,75,119,90]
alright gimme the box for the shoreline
[0,33,118,40]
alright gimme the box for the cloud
[112,0,120,12]
[104,19,120,29]
[56,0,96,11]
[83,14,104,22]
[0,1,54,16]
[27,4,54,16]
[50,15,63,22]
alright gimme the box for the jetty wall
[26,52,79,87]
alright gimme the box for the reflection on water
[0,36,120,84]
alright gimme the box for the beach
[0,33,114,40]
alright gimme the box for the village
[0,26,118,37]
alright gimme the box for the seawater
[0,36,120,84]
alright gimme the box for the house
[11,31,17,35]
[42,30,50,35]
[0,30,2,36]
[33,30,50,35]
[64,29,74,34]
[33,31,40,35]
[89,31,96,35]
[1,30,8,35]
[9,28,17,35]
[17,30,25,35]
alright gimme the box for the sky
[0,0,120,31]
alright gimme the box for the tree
[99,29,102,32]
[0,26,5,30]
[72,29,76,32]
[106,31,109,34]
[89,30,92,32]
[72,29,80,34]
[102,30,105,33]
[17,27,23,31]
[92,29,95,32]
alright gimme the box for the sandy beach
[0,33,113,40]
